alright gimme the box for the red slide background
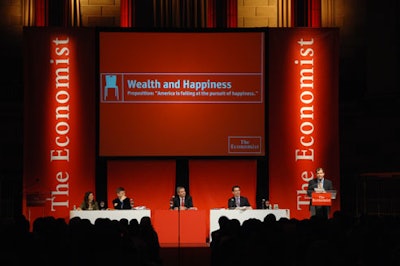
[99,32,265,157]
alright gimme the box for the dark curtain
[153,0,207,28]
[292,0,321,27]
[48,0,67,26]
[32,0,80,27]
[207,0,237,28]
[34,0,47,26]
[121,0,237,28]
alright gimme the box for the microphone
[170,196,175,209]
[130,198,134,208]
[229,198,235,208]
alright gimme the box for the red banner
[268,28,340,219]
[23,28,96,224]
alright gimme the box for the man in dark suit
[228,185,252,209]
[307,167,334,218]
[112,186,133,209]
[172,186,197,210]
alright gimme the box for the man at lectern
[228,185,252,209]
[307,167,333,218]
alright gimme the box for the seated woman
[77,191,99,210]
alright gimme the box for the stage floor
[160,244,211,266]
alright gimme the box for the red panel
[153,210,179,244]
[189,159,257,240]
[153,210,207,245]
[107,160,176,210]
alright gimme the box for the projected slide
[99,31,265,157]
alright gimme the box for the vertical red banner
[23,28,96,224]
[268,28,340,219]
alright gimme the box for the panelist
[77,191,99,210]
[228,185,252,209]
[172,186,197,210]
[112,186,133,209]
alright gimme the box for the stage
[160,243,211,266]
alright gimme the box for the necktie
[236,197,240,207]
[181,198,184,207]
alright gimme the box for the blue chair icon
[104,75,119,100]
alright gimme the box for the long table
[209,209,290,241]
[70,209,290,245]
[69,209,151,224]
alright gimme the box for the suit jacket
[112,197,132,209]
[228,196,251,209]
[173,195,194,209]
[307,178,333,198]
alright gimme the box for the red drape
[35,0,47,26]
[120,0,132,27]
[207,0,237,28]
[226,0,237,28]
[292,0,321,27]
[308,0,321,27]
[207,0,216,27]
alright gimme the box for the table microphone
[170,196,175,209]
[230,198,234,208]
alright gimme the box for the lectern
[311,190,336,218]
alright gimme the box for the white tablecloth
[210,209,290,241]
[69,209,151,224]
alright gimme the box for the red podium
[311,190,336,206]
[311,192,332,206]
[152,210,207,246]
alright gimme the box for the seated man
[172,186,197,210]
[228,185,251,209]
[112,186,133,209]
